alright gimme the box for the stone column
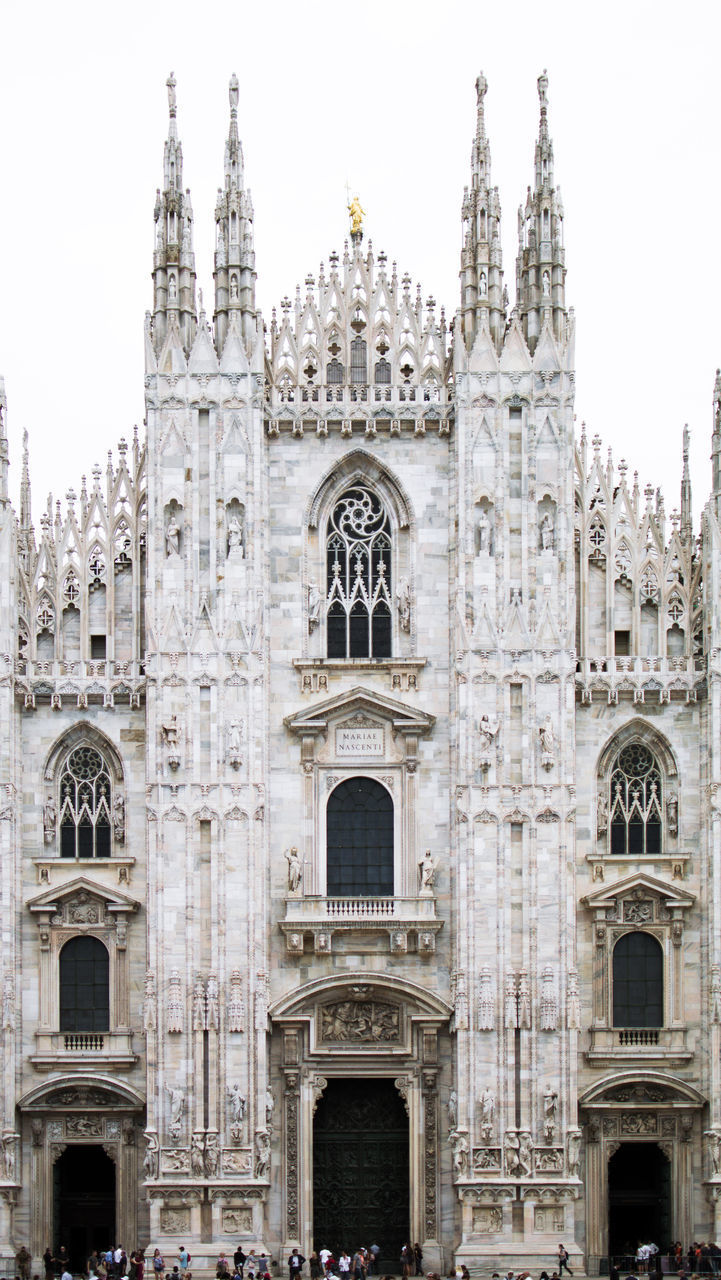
[421,1070,441,1271]
[283,1071,300,1249]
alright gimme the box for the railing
[283,895,439,922]
[64,1033,105,1051]
[271,384,449,409]
[617,1028,660,1046]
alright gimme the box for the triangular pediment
[499,318,532,371]
[284,685,435,738]
[27,876,140,915]
[582,870,695,912]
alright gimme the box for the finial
[476,71,488,103]
[167,72,177,118]
[347,193,365,243]
[683,423,690,460]
[229,73,239,116]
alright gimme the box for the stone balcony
[280,894,443,956]
[585,1026,691,1064]
[30,1030,138,1070]
[575,655,704,705]
[265,383,452,436]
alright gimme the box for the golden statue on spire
[347,194,365,238]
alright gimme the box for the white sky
[0,0,718,529]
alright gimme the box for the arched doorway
[608,1142,670,1260]
[53,1144,115,1269]
[313,1078,409,1268]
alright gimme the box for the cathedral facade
[0,68,718,1275]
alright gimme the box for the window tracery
[59,746,113,859]
[609,742,663,855]
[326,485,392,659]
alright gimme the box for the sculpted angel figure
[166,513,180,556]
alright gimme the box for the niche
[164,501,182,558]
[226,500,245,560]
[667,624,685,657]
[476,499,494,556]
[538,498,557,553]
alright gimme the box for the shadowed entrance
[54,1144,116,1271]
[313,1078,409,1269]
[609,1142,670,1259]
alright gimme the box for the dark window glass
[609,742,663,855]
[59,745,113,858]
[326,486,392,658]
[327,777,393,897]
[327,359,344,384]
[375,358,391,385]
[59,936,110,1032]
[612,932,663,1027]
[350,338,368,385]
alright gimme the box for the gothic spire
[0,378,8,506]
[151,73,197,357]
[681,424,693,543]
[460,72,505,353]
[213,74,257,355]
[515,70,568,354]
[712,369,721,515]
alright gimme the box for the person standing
[233,1251,246,1279]
[16,1246,32,1280]
[288,1249,305,1280]
[413,1245,423,1278]
[367,1247,379,1278]
[558,1246,573,1277]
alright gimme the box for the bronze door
[313,1078,409,1270]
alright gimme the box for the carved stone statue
[396,578,411,633]
[308,581,321,631]
[143,970,156,1031]
[113,794,125,843]
[447,1090,458,1130]
[542,269,551,297]
[450,1129,469,1177]
[254,1128,271,1179]
[2,1134,16,1181]
[228,1084,246,1125]
[43,796,56,845]
[504,1130,521,1177]
[539,715,556,768]
[206,973,219,1028]
[143,1130,159,1179]
[166,1084,185,1131]
[285,846,303,893]
[192,978,206,1030]
[190,1132,205,1176]
[166,969,183,1033]
[667,792,679,837]
[544,1086,558,1142]
[479,713,499,754]
[540,511,555,551]
[518,1130,533,1177]
[165,513,180,556]
[478,508,490,554]
[708,1130,721,1176]
[265,1088,275,1126]
[227,514,244,558]
[227,719,242,767]
[418,849,437,893]
[567,1130,581,1178]
[597,791,608,838]
[204,1131,219,1177]
[162,716,181,770]
[481,1088,495,1131]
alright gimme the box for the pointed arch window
[350,337,368,385]
[326,485,392,658]
[610,742,662,855]
[59,746,112,859]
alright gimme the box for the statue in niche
[168,274,177,302]
[396,578,411,633]
[518,1131,533,1176]
[227,513,244,559]
[206,973,219,1028]
[204,1132,219,1177]
[667,793,679,837]
[254,1128,271,1179]
[542,269,551,297]
[227,719,242,768]
[479,272,488,297]
[540,511,555,551]
[165,513,180,557]
[228,1083,246,1125]
[504,1130,521,1176]
[43,795,56,845]
[285,846,303,893]
[308,581,321,631]
[2,1135,16,1181]
[708,1130,721,1176]
[478,508,491,554]
[418,849,437,893]
[478,713,499,755]
[230,273,239,300]
[450,1130,469,1177]
[539,715,556,766]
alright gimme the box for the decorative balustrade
[586,1026,690,1062]
[576,654,703,705]
[281,894,443,956]
[64,1033,105,1051]
[31,1030,136,1069]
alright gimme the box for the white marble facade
[0,68,719,1275]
